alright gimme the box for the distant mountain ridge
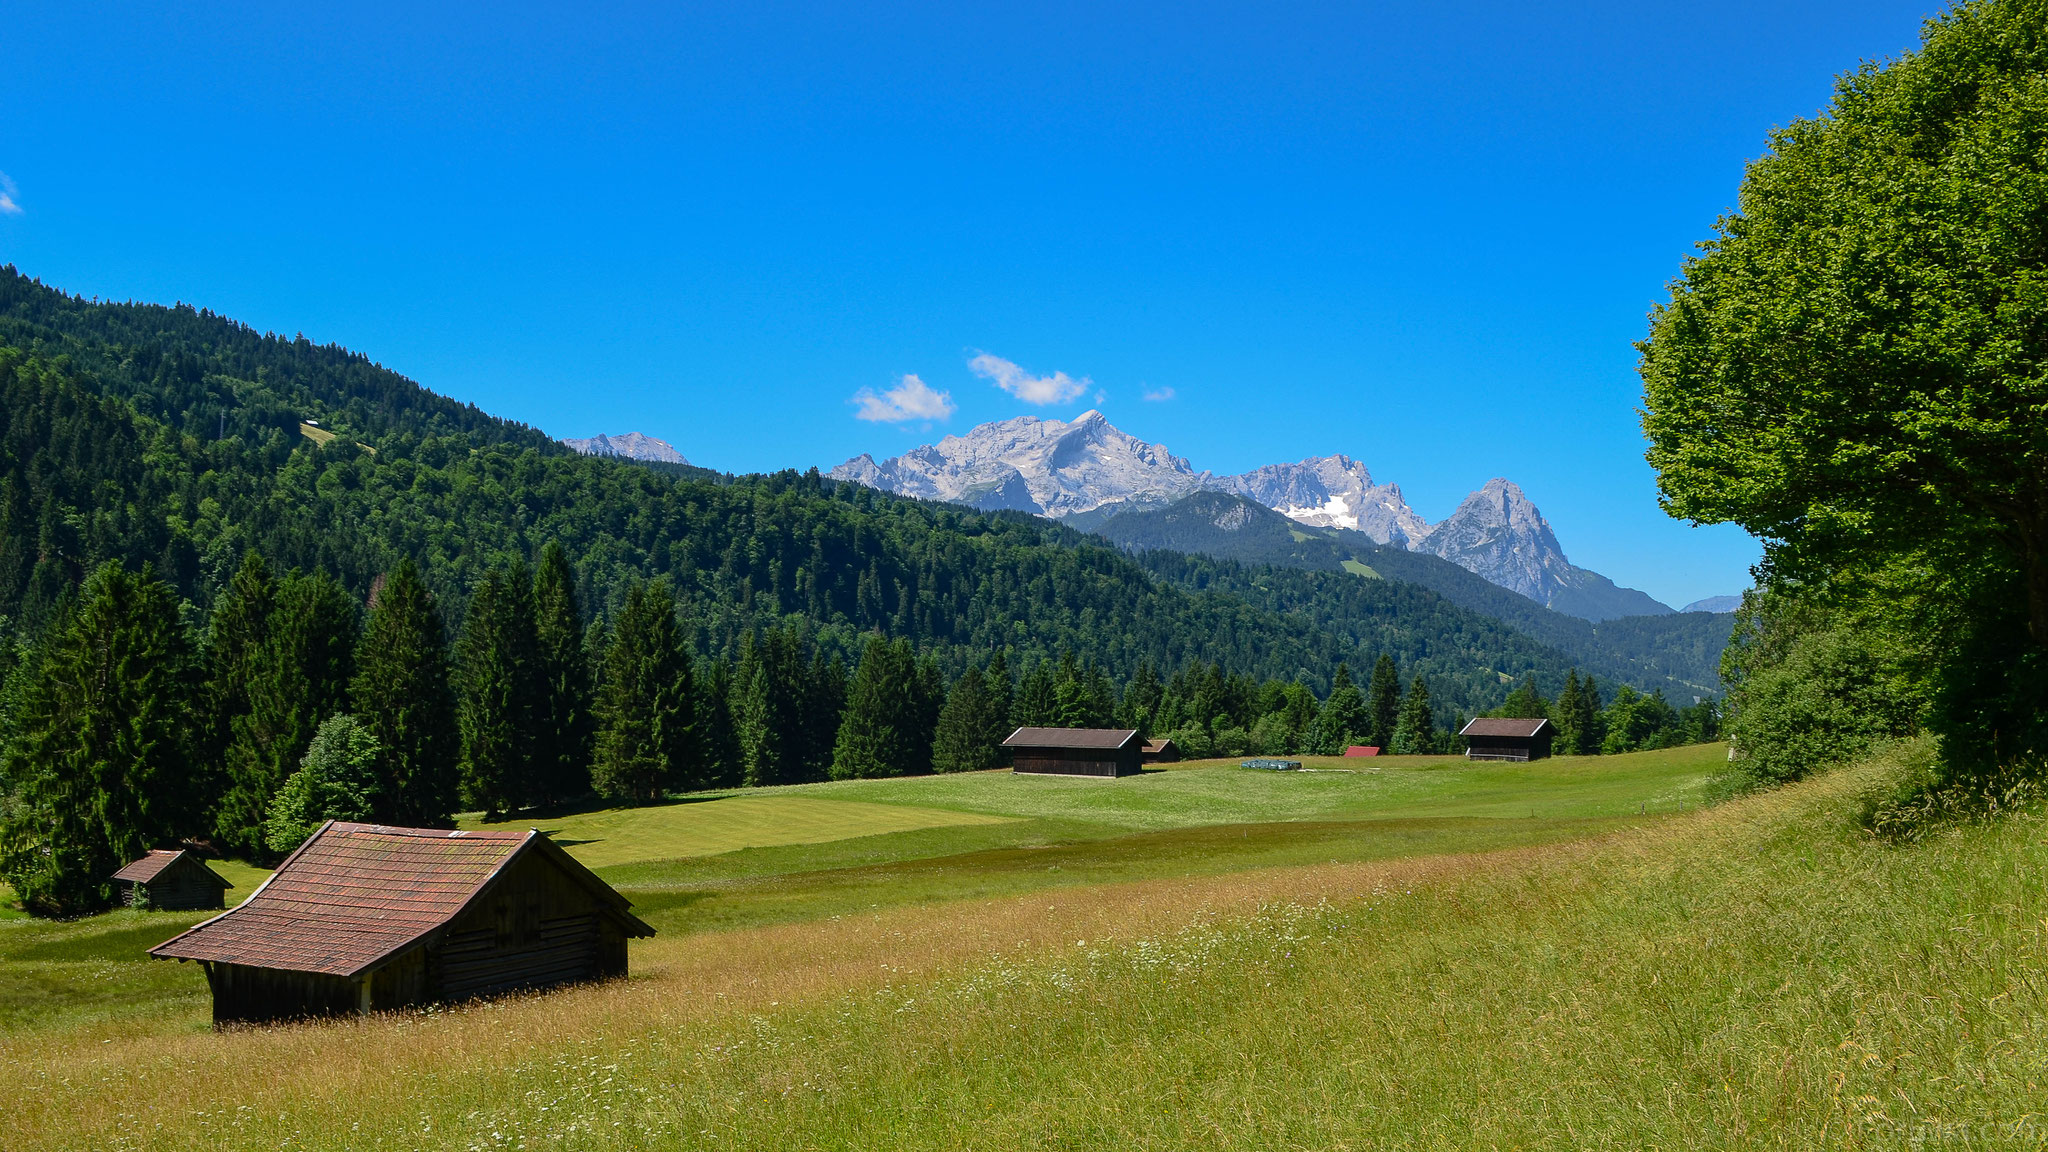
[564,432,689,464]
[832,410,1209,520]
[1096,490,1731,697]
[831,412,1675,622]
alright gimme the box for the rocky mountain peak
[563,431,689,464]
[830,414,1673,620]
[1221,454,1432,547]
[827,410,1208,518]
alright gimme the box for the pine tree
[221,569,359,856]
[0,563,202,916]
[1053,654,1115,728]
[697,657,743,788]
[932,665,1000,772]
[352,559,461,827]
[1499,676,1552,721]
[909,650,945,774]
[1013,658,1058,727]
[1366,654,1402,750]
[803,647,847,782]
[591,579,694,803]
[1554,671,1587,755]
[1574,675,1606,755]
[532,542,594,804]
[206,551,277,855]
[1119,660,1163,737]
[1391,675,1438,755]
[983,649,1014,736]
[457,563,541,821]
[833,634,921,779]
[1307,663,1369,755]
[736,628,806,787]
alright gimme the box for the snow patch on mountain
[1219,455,1432,547]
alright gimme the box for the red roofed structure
[151,821,653,1025]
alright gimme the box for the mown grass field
[16,742,2042,1149]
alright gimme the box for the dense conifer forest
[0,268,1717,913]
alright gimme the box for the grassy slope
[20,743,2043,1148]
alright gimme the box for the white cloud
[851,373,956,423]
[0,172,21,216]
[1143,386,1175,402]
[969,352,1088,406]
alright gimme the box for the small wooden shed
[112,849,232,911]
[1460,717,1555,762]
[1004,727,1144,778]
[1140,738,1180,764]
[1342,745,1381,758]
[151,821,654,1025]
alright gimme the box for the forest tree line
[0,541,1722,917]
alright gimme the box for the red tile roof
[1003,727,1141,750]
[150,822,648,977]
[1460,717,1553,739]
[113,849,229,887]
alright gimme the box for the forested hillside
[1098,491,1731,697]
[0,266,1627,711]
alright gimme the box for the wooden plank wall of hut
[426,851,626,1002]
[203,962,359,1025]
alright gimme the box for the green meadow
[14,741,2044,1149]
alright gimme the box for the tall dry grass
[9,744,2044,1149]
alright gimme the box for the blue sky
[3,1,1939,607]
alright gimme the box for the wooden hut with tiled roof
[1003,727,1144,778]
[1459,717,1555,762]
[150,821,653,1025]
[112,849,231,911]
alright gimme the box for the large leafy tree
[1640,0,2048,771]
[352,560,461,826]
[0,563,203,915]
[1307,663,1368,755]
[264,713,382,854]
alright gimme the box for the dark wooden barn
[1140,738,1180,764]
[150,821,654,1025]
[1004,727,1144,777]
[1460,717,1555,762]
[112,849,232,911]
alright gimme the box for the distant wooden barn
[112,849,231,911]
[151,821,653,1025]
[1004,727,1144,778]
[1140,738,1180,764]
[1460,717,1555,762]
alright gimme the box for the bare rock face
[827,410,1209,518]
[1413,479,1573,602]
[830,414,1673,620]
[1219,455,1432,547]
[564,432,689,464]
